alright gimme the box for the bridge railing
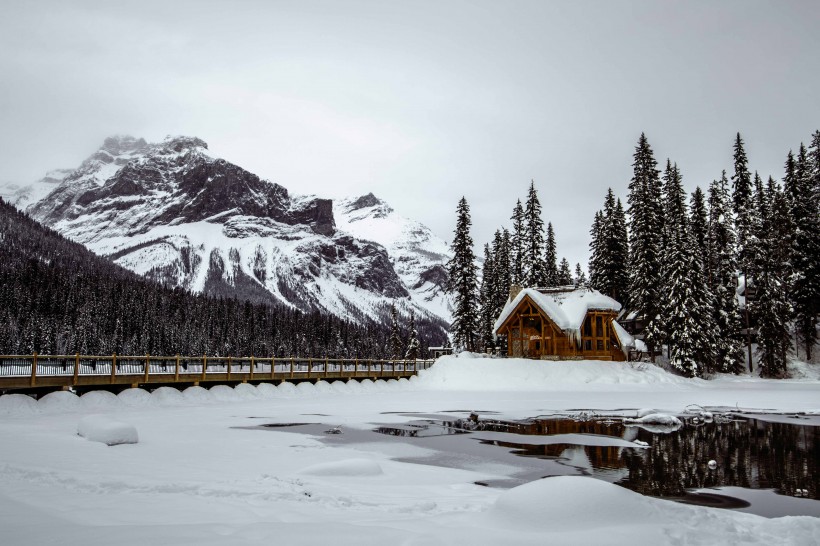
[0,353,435,389]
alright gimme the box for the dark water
[253,411,819,517]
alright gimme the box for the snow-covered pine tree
[492,228,512,315]
[753,180,793,377]
[574,263,587,287]
[660,163,713,377]
[627,133,663,357]
[786,143,820,360]
[557,258,573,285]
[732,133,754,277]
[479,243,497,351]
[405,312,420,360]
[596,188,630,303]
[447,197,480,352]
[707,172,745,373]
[690,187,709,277]
[587,210,604,290]
[545,222,558,286]
[523,181,548,287]
[389,303,403,360]
[510,199,525,286]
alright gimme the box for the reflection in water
[373,416,817,501]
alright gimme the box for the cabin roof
[493,286,622,341]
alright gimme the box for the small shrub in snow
[78,415,138,446]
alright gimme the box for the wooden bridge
[0,353,435,394]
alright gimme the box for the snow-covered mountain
[26,135,451,333]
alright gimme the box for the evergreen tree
[659,163,714,377]
[627,133,663,356]
[574,263,587,287]
[753,181,792,377]
[707,172,745,373]
[732,132,754,276]
[544,222,558,286]
[510,199,525,285]
[389,303,402,360]
[787,143,820,360]
[587,210,604,290]
[557,258,573,285]
[405,312,420,360]
[523,181,548,287]
[593,188,630,303]
[690,187,709,276]
[492,229,512,314]
[447,197,480,351]
[478,243,497,350]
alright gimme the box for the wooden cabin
[493,286,637,361]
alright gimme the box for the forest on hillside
[0,198,443,358]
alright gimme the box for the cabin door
[522,316,544,358]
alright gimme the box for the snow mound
[234,383,261,399]
[77,415,138,446]
[345,380,364,393]
[277,382,297,396]
[80,390,122,409]
[417,356,692,391]
[255,383,280,398]
[151,387,185,406]
[330,380,351,394]
[210,385,240,401]
[296,382,316,395]
[118,388,152,407]
[313,380,333,394]
[39,391,81,413]
[491,476,663,530]
[299,458,384,477]
[182,386,214,403]
[0,394,40,415]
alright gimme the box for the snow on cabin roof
[493,287,622,341]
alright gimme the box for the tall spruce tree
[588,210,604,289]
[478,243,497,350]
[753,181,792,377]
[405,312,420,360]
[545,222,558,286]
[594,188,630,303]
[690,187,709,275]
[492,229,512,314]
[787,143,820,360]
[523,181,548,287]
[447,197,480,351]
[510,199,525,286]
[660,163,713,377]
[574,263,587,287]
[627,133,663,357]
[389,303,402,359]
[707,172,745,373]
[732,132,754,275]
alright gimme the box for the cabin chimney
[508,284,522,302]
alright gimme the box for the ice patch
[77,415,138,446]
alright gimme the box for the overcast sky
[2,0,818,268]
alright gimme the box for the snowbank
[77,415,138,446]
[182,386,215,403]
[151,387,185,406]
[80,390,122,409]
[299,458,383,477]
[416,356,693,391]
[118,388,152,407]
[0,393,39,415]
[38,390,81,413]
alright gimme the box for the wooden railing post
[30,352,37,387]
[271,357,276,380]
[111,353,117,383]
[307,357,312,379]
[290,357,294,379]
[325,357,329,379]
[227,356,232,381]
[174,354,180,382]
[250,355,255,381]
[143,354,150,383]
[201,354,207,381]
[73,353,80,385]
[367,359,371,378]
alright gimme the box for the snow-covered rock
[77,415,138,446]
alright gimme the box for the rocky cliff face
[25,135,451,333]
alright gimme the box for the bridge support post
[30,353,37,387]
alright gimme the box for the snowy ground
[1,355,818,545]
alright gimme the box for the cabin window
[534,341,541,352]
[583,317,592,336]
[597,340,604,350]
[524,317,541,331]
[584,340,592,351]
[596,315,603,336]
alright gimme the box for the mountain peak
[344,193,394,216]
[100,135,149,155]
[160,135,208,153]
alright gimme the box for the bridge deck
[0,354,434,393]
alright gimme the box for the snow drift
[77,415,138,446]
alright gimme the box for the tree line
[0,198,444,359]
[447,131,819,378]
